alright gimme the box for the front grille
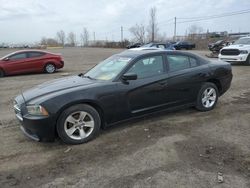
[221,49,240,56]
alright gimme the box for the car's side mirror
[3,57,9,61]
[122,73,137,81]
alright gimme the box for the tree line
[40,7,206,48]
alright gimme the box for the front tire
[44,63,56,73]
[57,104,101,144]
[196,82,219,111]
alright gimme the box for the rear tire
[57,104,101,144]
[0,69,5,77]
[44,63,56,73]
[196,82,219,111]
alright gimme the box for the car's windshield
[234,38,250,45]
[0,51,16,60]
[84,55,131,81]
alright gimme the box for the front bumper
[18,114,56,142]
[218,54,248,62]
[14,96,56,142]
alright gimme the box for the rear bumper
[220,74,233,96]
[218,54,248,62]
[56,61,64,69]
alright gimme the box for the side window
[127,55,164,79]
[190,57,198,67]
[157,44,165,49]
[9,53,27,60]
[28,52,45,58]
[167,55,198,72]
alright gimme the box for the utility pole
[174,17,176,41]
[93,32,96,42]
[121,26,123,42]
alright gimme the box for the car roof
[10,50,48,54]
[0,50,58,60]
[118,49,197,58]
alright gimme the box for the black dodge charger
[14,50,232,144]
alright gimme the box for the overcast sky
[1,0,250,44]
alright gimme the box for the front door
[118,55,168,115]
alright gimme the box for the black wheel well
[207,79,222,94]
[84,102,105,128]
[0,67,5,76]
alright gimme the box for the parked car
[173,41,195,50]
[126,43,142,49]
[140,42,175,50]
[0,50,64,77]
[14,50,232,144]
[218,36,250,65]
[208,40,230,53]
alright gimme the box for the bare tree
[80,27,89,47]
[129,23,145,43]
[40,37,58,46]
[46,38,59,46]
[147,7,158,42]
[56,30,65,46]
[40,37,47,45]
[67,32,76,47]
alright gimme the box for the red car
[0,50,64,77]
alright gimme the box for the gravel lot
[0,47,250,188]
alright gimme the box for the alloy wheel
[64,111,95,140]
[201,87,216,108]
[45,64,55,73]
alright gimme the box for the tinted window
[28,52,45,58]
[157,44,165,49]
[190,57,198,67]
[127,55,164,79]
[167,55,198,72]
[9,53,27,60]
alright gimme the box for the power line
[177,9,250,24]
[178,9,250,20]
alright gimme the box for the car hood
[22,76,95,103]
[222,44,250,50]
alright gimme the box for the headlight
[240,50,248,54]
[26,105,49,116]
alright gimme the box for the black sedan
[174,41,196,50]
[14,50,232,144]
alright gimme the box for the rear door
[26,52,46,71]
[164,53,210,105]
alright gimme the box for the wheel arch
[206,79,222,95]
[55,100,106,132]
